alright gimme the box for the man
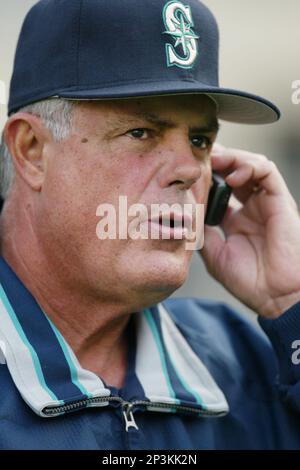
[0,0,300,450]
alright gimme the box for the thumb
[199,225,226,279]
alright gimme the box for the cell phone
[204,173,232,226]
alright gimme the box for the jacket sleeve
[259,301,300,412]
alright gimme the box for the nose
[157,131,203,191]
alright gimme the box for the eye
[190,135,212,150]
[127,128,150,140]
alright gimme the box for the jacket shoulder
[161,297,275,370]
[162,297,259,337]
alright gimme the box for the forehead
[73,94,218,130]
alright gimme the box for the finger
[211,147,289,197]
[227,193,242,211]
[211,145,269,164]
[215,194,244,236]
[200,225,225,279]
[224,160,288,197]
[210,148,271,185]
[219,199,251,236]
[227,180,263,205]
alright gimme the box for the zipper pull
[122,404,139,432]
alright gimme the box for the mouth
[142,211,193,240]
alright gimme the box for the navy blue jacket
[1,256,300,450]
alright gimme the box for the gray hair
[0,99,77,200]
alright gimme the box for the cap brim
[57,82,280,125]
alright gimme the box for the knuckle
[254,158,276,171]
[266,160,277,171]
[255,153,268,162]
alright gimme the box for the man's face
[38,95,218,308]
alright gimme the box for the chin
[115,244,193,305]
[133,253,190,294]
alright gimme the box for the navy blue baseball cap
[8,0,280,124]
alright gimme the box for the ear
[4,113,51,192]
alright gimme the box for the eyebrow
[131,112,220,134]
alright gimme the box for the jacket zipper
[42,396,227,431]
[122,402,139,432]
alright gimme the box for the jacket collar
[0,256,229,418]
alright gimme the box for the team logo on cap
[163,1,199,69]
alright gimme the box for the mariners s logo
[163,1,199,69]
